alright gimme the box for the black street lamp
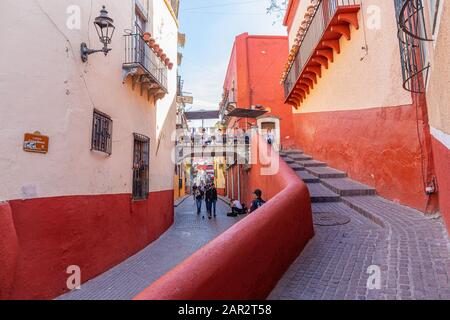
[81,6,115,62]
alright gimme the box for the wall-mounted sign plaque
[23,132,49,154]
[177,95,194,104]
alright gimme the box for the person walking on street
[205,184,212,219]
[193,185,204,215]
[206,183,218,219]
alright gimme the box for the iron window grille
[395,0,431,93]
[132,133,150,200]
[91,109,113,155]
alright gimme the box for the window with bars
[91,110,113,155]
[132,133,150,200]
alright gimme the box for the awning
[185,111,220,120]
[226,108,268,119]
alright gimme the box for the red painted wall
[224,33,295,148]
[1,190,174,300]
[432,137,450,233]
[0,202,19,299]
[134,137,314,300]
[291,103,438,212]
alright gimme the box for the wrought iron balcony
[122,31,168,101]
[283,0,360,107]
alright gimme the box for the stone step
[284,157,296,164]
[284,149,304,155]
[341,196,388,228]
[321,178,377,197]
[296,171,320,183]
[298,160,327,168]
[342,195,439,230]
[305,166,347,179]
[288,163,305,171]
[306,183,341,203]
[289,154,313,161]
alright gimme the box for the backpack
[194,189,203,200]
[252,199,266,212]
[255,199,265,208]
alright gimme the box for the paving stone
[57,198,243,300]
[268,195,450,301]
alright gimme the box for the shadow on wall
[134,136,314,300]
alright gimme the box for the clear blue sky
[178,0,287,119]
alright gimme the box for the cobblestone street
[269,199,450,300]
[58,197,243,300]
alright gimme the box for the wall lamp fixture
[81,6,115,62]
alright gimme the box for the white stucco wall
[288,0,312,48]
[287,0,412,114]
[153,0,179,136]
[0,0,178,201]
[424,0,450,138]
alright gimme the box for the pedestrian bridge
[175,141,251,163]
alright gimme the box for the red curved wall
[134,138,314,300]
[292,103,437,212]
[1,190,173,300]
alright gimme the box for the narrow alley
[58,197,243,300]
[1,0,450,306]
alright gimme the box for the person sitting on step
[228,199,244,216]
[249,189,266,213]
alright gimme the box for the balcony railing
[395,0,431,93]
[123,31,168,97]
[284,0,360,100]
[175,133,251,165]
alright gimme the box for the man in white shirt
[229,199,244,216]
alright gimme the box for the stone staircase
[280,149,384,222]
